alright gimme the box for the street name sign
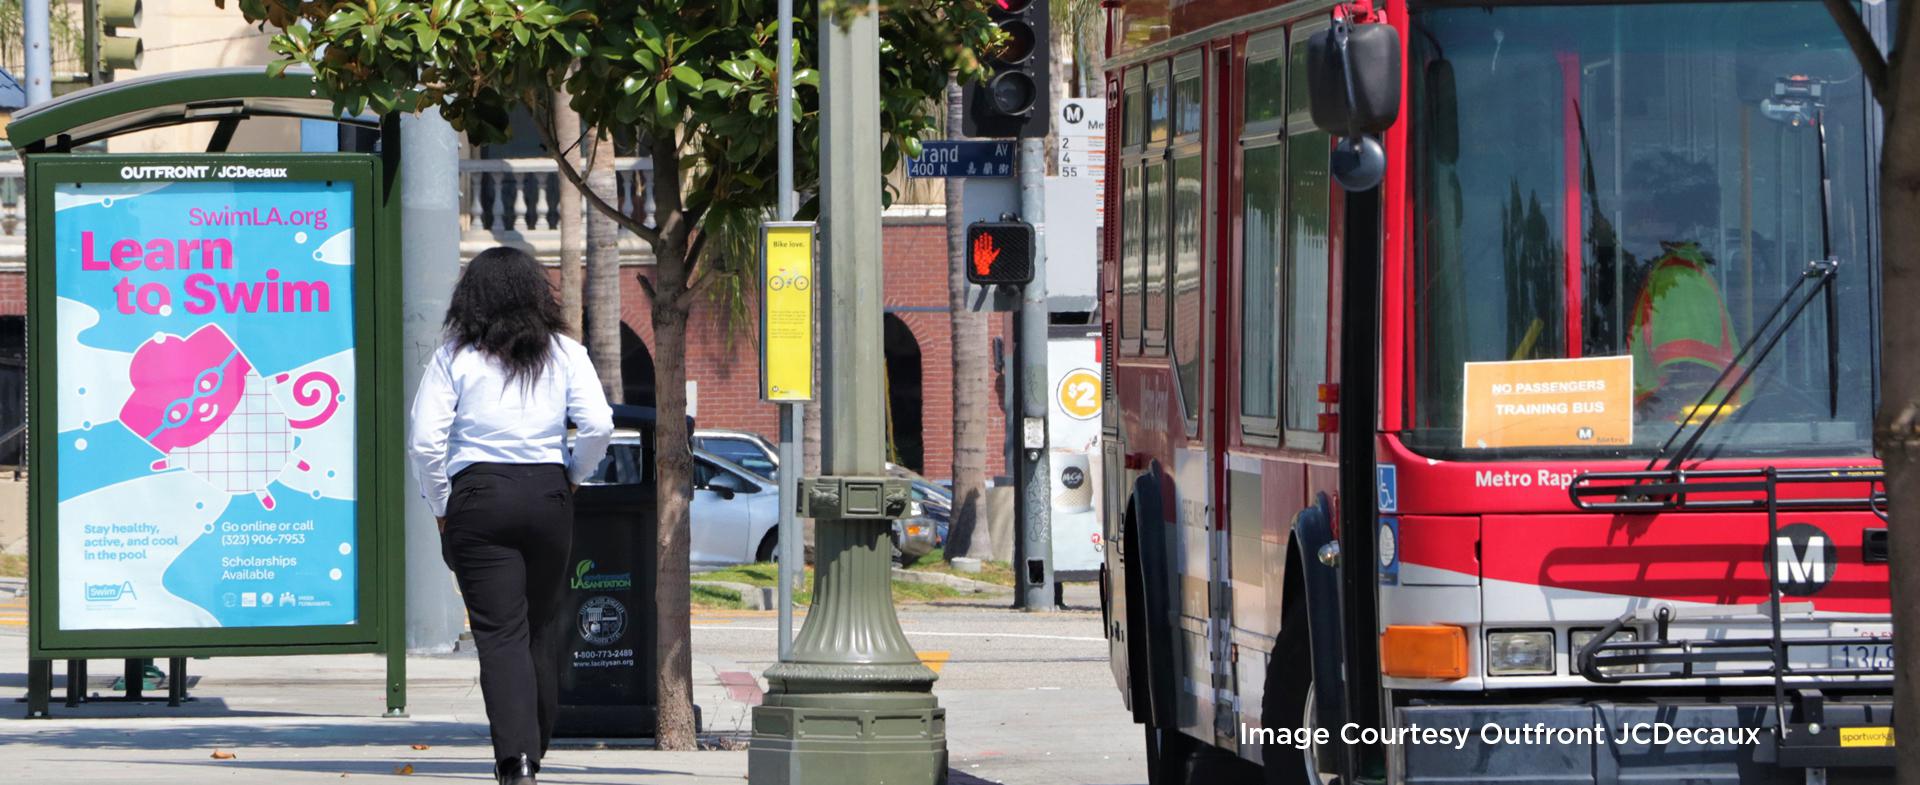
[906,140,1015,178]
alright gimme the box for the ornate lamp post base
[749,692,947,785]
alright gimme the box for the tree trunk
[649,272,697,751]
[944,78,992,561]
[1876,11,1920,784]
[585,134,624,402]
[555,91,585,338]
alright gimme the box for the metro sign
[1771,522,1837,596]
[966,220,1034,286]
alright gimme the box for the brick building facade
[614,215,1011,480]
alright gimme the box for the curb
[691,580,774,610]
[890,568,1011,594]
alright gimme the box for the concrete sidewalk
[0,588,1139,785]
[0,635,755,784]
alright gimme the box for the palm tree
[584,133,623,401]
[554,89,585,337]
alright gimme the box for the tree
[1823,2,1918,782]
[234,0,1000,749]
[554,90,585,337]
[944,77,992,561]
[584,132,623,401]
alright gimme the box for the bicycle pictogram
[768,268,811,291]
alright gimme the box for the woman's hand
[436,516,446,533]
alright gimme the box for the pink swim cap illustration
[119,325,341,509]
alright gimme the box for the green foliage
[232,0,1002,256]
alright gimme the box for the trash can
[554,404,666,738]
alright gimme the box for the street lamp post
[746,1,947,783]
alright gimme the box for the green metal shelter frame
[13,67,408,718]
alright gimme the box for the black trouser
[442,462,573,767]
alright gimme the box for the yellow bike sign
[760,222,816,402]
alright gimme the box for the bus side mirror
[1306,21,1402,136]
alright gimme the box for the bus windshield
[1408,3,1880,461]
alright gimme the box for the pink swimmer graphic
[118,325,341,509]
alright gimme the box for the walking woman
[408,246,614,785]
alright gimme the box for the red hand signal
[972,232,1001,277]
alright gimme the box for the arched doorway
[622,324,656,407]
[883,315,924,473]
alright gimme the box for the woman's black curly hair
[444,246,567,388]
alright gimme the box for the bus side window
[1282,25,1332,450]
[1239,29,1286,438]
[1120,66,1146,350]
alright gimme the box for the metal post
[27,658,51,718]
[398,109,468,657]
[167,656,187,707]
[749,1,946,781]
[774,0,799,663]
[24,0,52,105]
[64,659,84,707]
[1014,138,1054,611]
[122,658,143,700]
[83,0,99,88]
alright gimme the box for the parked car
[689,428,943,564]
[578,424,784,570]
[888,464,952,548]
[693,429,778,481]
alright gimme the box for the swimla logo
[85,581,137,603]
[1769,522,1836,596]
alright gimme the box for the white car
[689,450,782,568]
[581,431,782,570]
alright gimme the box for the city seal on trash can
[578,596,628,647]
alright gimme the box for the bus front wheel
[1144,725,1199,785]
[1261,596,1316,785]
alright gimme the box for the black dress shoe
[495,753,536,785]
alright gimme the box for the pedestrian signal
[966,221,1034,286]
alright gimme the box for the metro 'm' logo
[1771,522,1837,596]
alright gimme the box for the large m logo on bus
[1771,523,1836,597]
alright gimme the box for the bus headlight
[1571,628,1642,676]
[1487,630,1555,676]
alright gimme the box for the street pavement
[0,586,1145,784]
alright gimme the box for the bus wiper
[1647,101,1842,473]
[1645,260,1837,473]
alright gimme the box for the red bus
[1096,2,1896,784]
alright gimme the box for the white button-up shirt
[406,336,615,517]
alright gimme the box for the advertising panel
[47,170,362,633]
[1048,334,1103,574]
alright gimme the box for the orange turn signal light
[1380,625,1468,680]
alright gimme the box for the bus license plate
[1829,623,1894,672]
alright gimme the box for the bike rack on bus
[1565,466,1893,767]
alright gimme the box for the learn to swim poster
[53,178,358,631]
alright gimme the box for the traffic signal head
[963,0,1050,138]
[966,221,1034,286]
[99,0,144,72]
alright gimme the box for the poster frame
[26,153,397,659]
[758,220,817,403]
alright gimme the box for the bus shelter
[10,68,407,717]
